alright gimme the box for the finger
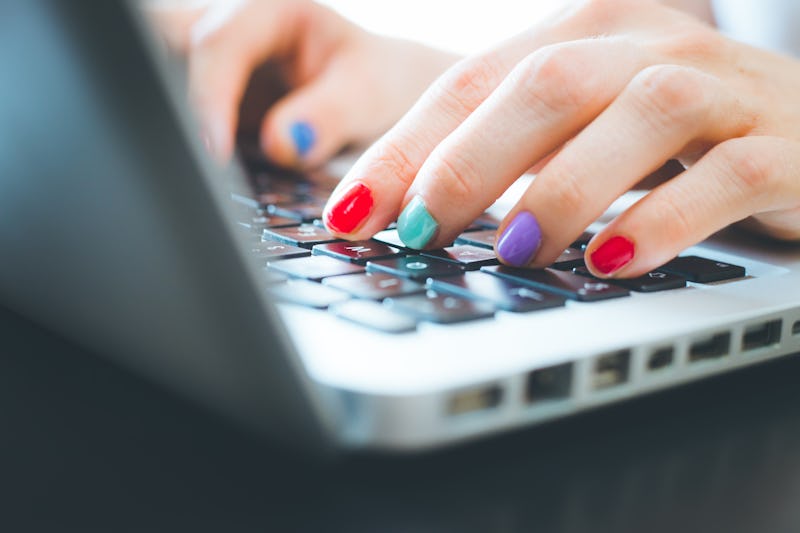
[321,16,587,239]
[188,1,330,160]
[397,39,657,250]
[496,64,753,268]
[584,136,800,278]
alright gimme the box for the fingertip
[585,235,636,278]
[495,210,542,267]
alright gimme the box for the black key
[573,267,687,293]
[473,213,501,229]
[367,255,464,282]
[322,272,425,300]
[250,241,310,260]
[421,244,498,270]
[267,202,324,222]
[372,229,408,250]
[430,272,566,313]
[482,265,630,302]
[267,280,350,309]
[385,292,495,324]
[659,255,746,283]
[372,229,454,250]
[455,229,496,249]
[254,214,299,228]
[268,255,365,281]
[262,224,340,248]
[331,300,418,334]
[551,248,585,270]
[313,240,404,264]
[571,232,595,250]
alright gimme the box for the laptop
[2,1,799,456]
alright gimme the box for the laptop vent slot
[793,320,800,337]
[647,346,675,372]
[592,350,631,390]
[446,385,503,416]
[689,332,730,362]
[742,320,782,352]
[526,363,573,404]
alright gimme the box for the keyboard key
[571,232,594,250]
[331,300,418,334]
[455,229,496,249]
[385,292,495,324]
[313,240,404,264]
[430,272,566,313]
[267,202,324,222]
[255,215,300,228]
[659,255,746,283]
[250,241,310,260]
[421,244,499,270]
[482,266,630,302]
[372,229,408,250]
[322,272,425,300]
[267,280,350,309]
[268,255,365,281]
[262,224,340,248]
[473,213,501,229]
[573,267,687,293]
[367,255,464,281]
[550,248,585,270]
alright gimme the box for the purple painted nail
[496,211,542,267]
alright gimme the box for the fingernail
[325,182,374,234]
[590,236,635,275]
[289,121,316,159]
[496,211,542,267]
[397,196,438,249]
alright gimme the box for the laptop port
[742,320,782,352]
[793,320,800,336]
[592,350,631,390]
[526,363,573,403]
[447,385,503,416]
[647,346,674,372]
[689,332,730,362]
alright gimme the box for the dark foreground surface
[2,305,800,533]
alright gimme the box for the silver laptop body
[2,1,799,455]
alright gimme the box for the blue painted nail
[397,196,439,249]
[496,211,542,267]
[289,121,316,158]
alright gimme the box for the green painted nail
[397,196,438,249]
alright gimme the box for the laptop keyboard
[233,168,748,334]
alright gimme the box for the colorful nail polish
[289,121,316,158]
[325,182,374,234]
[397,196,438,249]
[496,211,542,267]
[590,236,635,275]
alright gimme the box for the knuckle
[511,44,596,114]
[651,189,696,244]
[545,165,588,214]
[714,139,774,194]
[434,56,503,116]
[629,65,712,130]
[368,135,420,187]
[427,149,482,203]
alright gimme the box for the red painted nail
[325,182,374,234]
[590,236,635,275]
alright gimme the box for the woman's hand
[148,0,458,167]
[322,0,800,278]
